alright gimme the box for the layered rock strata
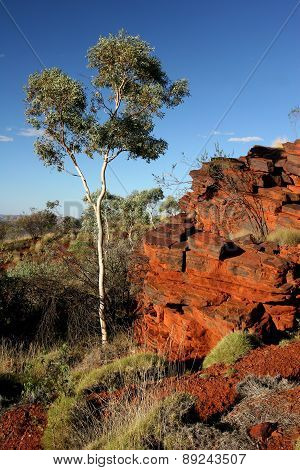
[136,141,300,360]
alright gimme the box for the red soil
[235,341,300,380]
[165,341,300,422]
[0,404,47,450]
[1,341,299,450]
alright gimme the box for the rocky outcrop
[136,141,300,360]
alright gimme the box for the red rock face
[136,141,300,360]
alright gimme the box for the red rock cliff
[136,141,300,360]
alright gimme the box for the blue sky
[0,0,299,215]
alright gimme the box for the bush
[17,209,57,239]
[7,260,66,280]
[223,376,299,433]
[22,345,73,403]
[202,332,257,369]
[267,228,300,246]
[0,273,99,344]
[75,352,166,395]
[236,375,295,399]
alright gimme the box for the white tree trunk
[95,156,109,344]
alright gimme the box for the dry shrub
[74,331,137,373]
[223,375,299,432]
[267,227,300,246]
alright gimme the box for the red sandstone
[136,141,300,360]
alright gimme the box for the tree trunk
[95,156,109,344]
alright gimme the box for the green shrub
[7,260,66,280]
[202,332,257,369]
[75,352,166,395]
[88,392,197,450]
[267,228,300,246]
[42,395,79,449]
[22,345,73,403]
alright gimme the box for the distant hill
[0,214,20,220]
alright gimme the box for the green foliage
[75,352,166,395]
[82,188,164,242]
[202,332,257,369]
[89,392,197,450]
[60,216,81,233]
[266,227,300,246]
[17,206,57,238]
[25,31,189,168]
[25,67,88,170]
[159,195,180,217]
[22,345,73,403]
[7,260,65,280]
[42,395,79,449]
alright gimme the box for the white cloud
[228,136,264,143]
[5,127,12,132]
[0,135,13,142]
[212,130,235,136]
[18,128,44,137]
[198,130,235,138]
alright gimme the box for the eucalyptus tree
[159,195,180,217]
[24,30,189,344]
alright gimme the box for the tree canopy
[25,30,189,169]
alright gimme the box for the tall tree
[24,30,189,344]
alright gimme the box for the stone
[248,422,278,442]
[136,140,300,361]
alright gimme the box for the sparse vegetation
[75,352,166,395]
[223,375,300,434]
[89,393,197,450]
[202,332,258,369]
[42,395,79,449]
[267,228,300,246]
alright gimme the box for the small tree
[159,195,180,217]
[82,188,164,246]
[25,31,189,344]
[17,205,58,239]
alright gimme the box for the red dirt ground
[155,341,300,423]
[1,341,299,450]
[0,404,47,450]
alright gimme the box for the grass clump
[267,227,300,246]
[75,352,166,395]
[42,395,78,449]
[202,332,257,369]
[88,392,197,450]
